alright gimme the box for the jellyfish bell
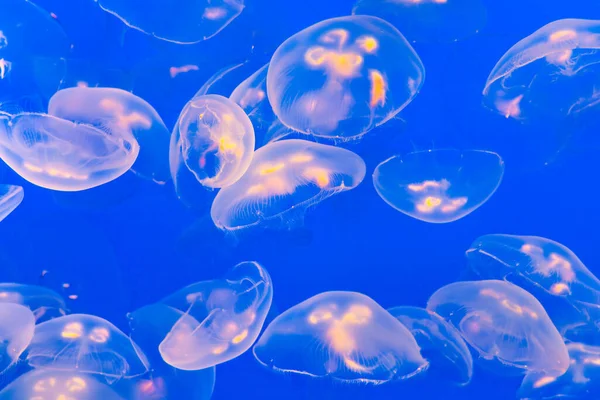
[372,149,504,223]
[0,184,23,222]
[210,139,366,232]
[427,280,570,377]
[0,283,67,322]
[0,303,35,374]
[267,15,425,141]
[388,306,473,385]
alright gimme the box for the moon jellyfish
[267,15,425,140]
[211,139,366,231]
[253,291,428,383]
[0,184,23,222]
[352,0,487,43]
[427,280,569,376]
[0,113,139,191]
[388,306,473,385]
[127,303,216,399]
[0,369,124,400]
[483,19,600,121]
[48,87,170,184]
[26,314,150,382]
[372,149,504,223]
[95,0,244,44]
[0,283,66,322]
[158,261,272,370]
[0,303,35,374]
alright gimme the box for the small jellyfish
[0,303,35,374]
[0,283,67,322]
[352,0,487,43]
[388,306,473,385]
[483,19,600,121]
[48,87,170,184]
[210,139,366,231]
[253,291,428,383]
[267,15,425,140]
[0,184,23,222]
[372,149,504,223]
[0,369,125,400]
[157,261,272,370]
[95,0,244,44]
[170,94,255,196]
[0,112,139,191]
[26,313,150,382]
[427,280,569,376]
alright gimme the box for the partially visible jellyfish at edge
[0,283,67,322]
[0,184,23,222]
[0,303,35,375]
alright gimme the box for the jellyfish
[26,313,150,382]
[372,149,504,223]
[0,369,125,400]
[210,139,366,231]
[94,0,244,44]
[0,112,139,191]
[0,184,23,222]
[267,15,425,140]
[0,283,67,322]
[155,261,272,370]
[352,0,487,44]
[427,280,569,376]
[483,19,600,121]
[0,303,35,374]
[253,291,427,383]
[48,87,170,184]
[388,306,473,385]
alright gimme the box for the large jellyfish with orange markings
[372,149,504,223]
[267,15,425,140]
[210,139,366,231]
[483,19,600,121]
[253,291,428,383]
[427,280,570,377]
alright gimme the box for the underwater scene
[0,0,598,398]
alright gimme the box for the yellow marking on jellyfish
[289,153,314,164]
[327,324,356,353]
[344,357,373,372]
[549,29,578,43]
[416,196,443,213]
[23,162,45,174]
[329,53,363,77]
[440,197,468,213]
[66,377,87,392]
[408,180,446,192]
[369,70,386,108]
[303,167,331,188]
[550,282,571,295]
[212,344,228,355]
[342,305,372,324]
[546,49,573,65]
[479,288,502,299]
[99,98,152,130]
[61,322,84,339]
[357,36,379,53]
[89,327,110,343]
[533,375,557,388]
[218,136,239,155]
[547,253,575,281]
[247,184,266,196]
[259,162,285,175]
[321,29,350,48]
[231,329,249,344]
[304,47,328,66]
[501,299,523,315]
[308,309,334,324]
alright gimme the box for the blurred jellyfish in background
[427,280,570,377]
[0,303,35,374]
[0,112,139,191]
[483,19,600,122]
[211,139,366,232]
[154,261,272,370]
[0,184,23,222]
[388,306,473,385]
[94,0,245,44]
[466,234,600,339]
[372,149,504,223]
[127,303,216,399]
[0,369,125,400]
[267,15,425,141]
[0,283,66,322]
[253,291,428,383]
[48,87,171,184]
[26,314,150,382]
[352,0,487,43]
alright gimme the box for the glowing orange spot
[549,29,577,42]
[289,153,314,163]
[303,167,330,188]
[357,36,379,53]
[533,375,557,388]
[550,282,571,295]
[169,64,200,78]
[231,329,248,344]
[259,162,285,175]
[369,70,386,108]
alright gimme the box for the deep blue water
[1,0,600,398]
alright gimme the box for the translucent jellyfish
[388,306,473,385]
[0,303,35,374]
[95,0,244,44]
[170,94,255,202]
[0,184,23,222]
[372,149,504,223]
[211,139,366,231]
[483,19,600,121]
[0,283,67,322]
[352,0,487,43]
[158,261,272,370]
[26,314,150,381]
[0,112,139,191]
[0,369,124,400]
[48,87,170,184]
[253,291,428,383]
[427,280,569,376]
[267,15,425,140]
